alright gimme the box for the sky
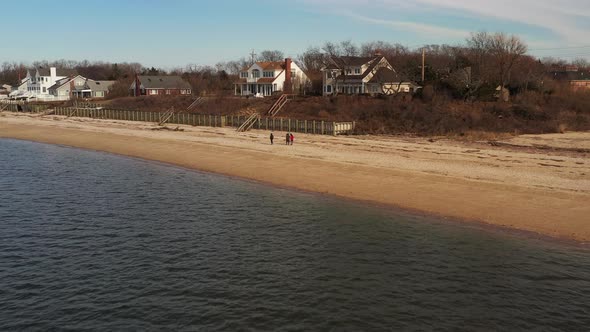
[2,0,589,68]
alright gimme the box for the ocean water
[0,138,589,331]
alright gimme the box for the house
[9,67,77,100]
[550,66,590,91]
[1,84,12,93]
[130,75,192,96]
[234,58,308,96]
[48,75,115,99]
[322,55,421,96]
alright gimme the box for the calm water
[1,139,589,331]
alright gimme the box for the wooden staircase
[187,97,205,111]
[267,94,291,117]
[158,107,175,126]
[236,112,260,132]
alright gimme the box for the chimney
[135,75,141,97]
[50,67,57,78]
[284,58,292,94]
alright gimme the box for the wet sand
[1,112,589,241]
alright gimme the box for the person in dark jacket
[270,132,274,145]
[286,132,290,145]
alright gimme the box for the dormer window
[252,69,260,78]
[240,72,248,78]
[263,71,274,78]
[354,68,361,74]
[346,69,352,75]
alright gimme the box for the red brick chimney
[284,58,292,94]
[135,75,141,97]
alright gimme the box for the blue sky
[2,0,589,68]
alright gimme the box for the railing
[6,105,355,136]
[236,112,260,132]
[187,97,205,111]
[158,107,175,126]
[267,94,290,117]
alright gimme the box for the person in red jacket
[290,133,294,145]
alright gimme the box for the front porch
[234,83,277,97]
[72,89,92,99]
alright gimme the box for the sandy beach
[1,112,589,241]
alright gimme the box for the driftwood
[151,126,184,132]
[488,140,590,153]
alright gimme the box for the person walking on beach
[270,132,274,145]
[290,133,294,145]
[286,132,290,145]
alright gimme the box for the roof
[325,56,380,70]
[329,56,390,81]
[30,67,77,77]
[138,76,191,89]
[550,70,590,81]
[86,80,115,92]
[241,61,287,72]
[48,76,79,91]
[367,67,406,83]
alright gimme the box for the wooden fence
[4,103,355,136]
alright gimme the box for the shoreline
[1,113,589,242]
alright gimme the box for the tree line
[1,32,588,99]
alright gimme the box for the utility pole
[421,48,425,83]
[250,49,257,65]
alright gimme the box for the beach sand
[1,112,589,241]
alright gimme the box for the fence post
[333,122,337,136]
[321,121,324,135]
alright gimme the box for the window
[43,87,46,93]
[273,84,277,91]
[252,69,260,78]
[240,72,248,78]
[326,85,332,93]
[263,71,274,78]
[354,68,361,74]
[166,89,171,95]
[149,89,158,95]
[291,70,295,77]
[346,69,352,75]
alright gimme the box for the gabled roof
[30,67,78,77]
[137,75,191,89]
[86,80,115,92]
[325,56,380,70]
[48,75,82,91]
[367,67,406,83]
[242,61,286,72]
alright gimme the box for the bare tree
[258,50,285,62]
[466,32,527,89]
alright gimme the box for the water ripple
[1,138,590,331]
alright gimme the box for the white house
[234,58,308,96]
[322,55,421,96]
[9,67,77,100]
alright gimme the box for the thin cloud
[300,0,589,44]
[343,12,470,39]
